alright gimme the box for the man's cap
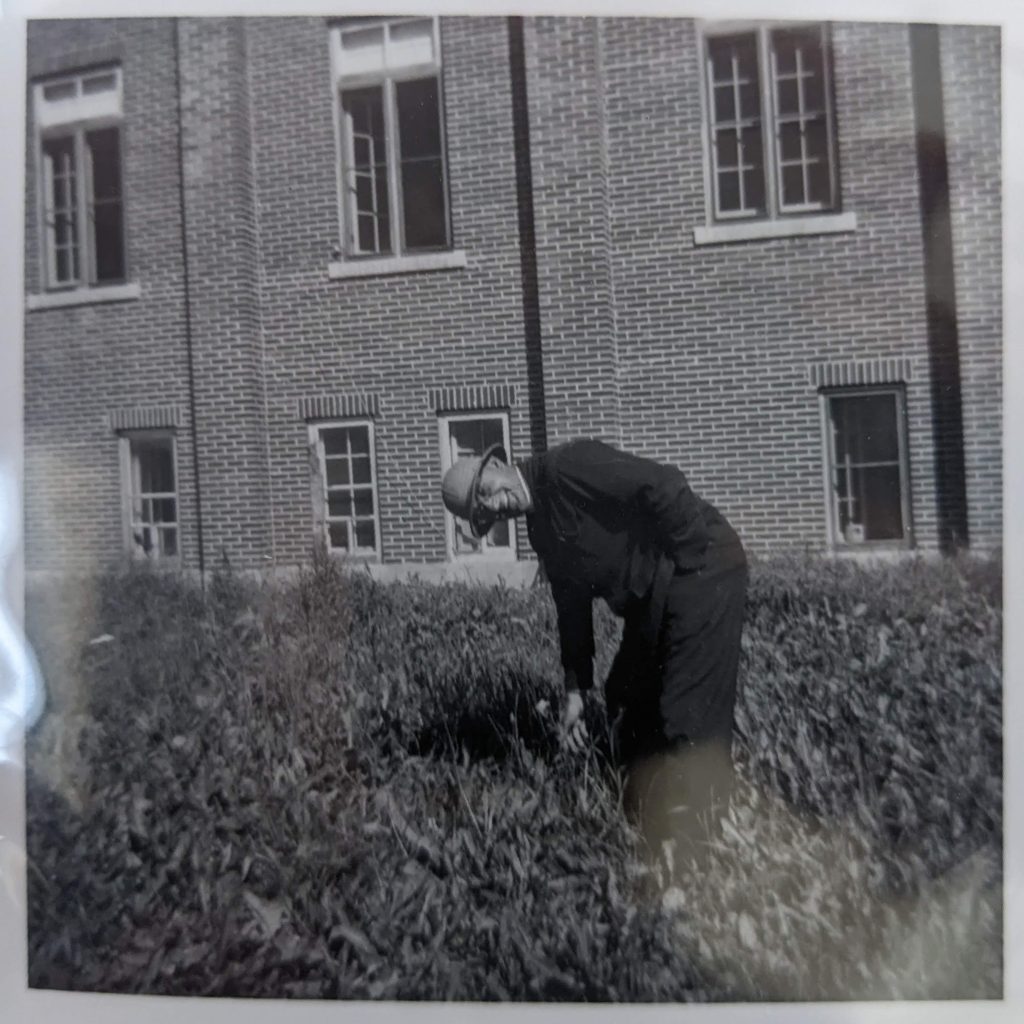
[441,442,507,538]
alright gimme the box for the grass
[23,550,1002,1001]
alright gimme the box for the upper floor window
[33,67,126,291]
[329,17,451,259]
[703,24,838,222]
[821,387,911,547]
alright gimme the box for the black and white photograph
[0,0,1018,1017]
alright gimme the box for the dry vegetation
[24,551,1002,1000]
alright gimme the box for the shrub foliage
[24,552,1002,1001]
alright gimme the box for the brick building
[22,15,1002,579]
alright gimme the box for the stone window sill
[328,250,467,281]
[693,212,857,246]
[26,282,142,311]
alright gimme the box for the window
[439,413,516,560]
[33,67,126,291]
[120,433,179,560]
[703,24,838,222]
[310,422,381,557]
[330,17,451,258]
[821,388,911,547]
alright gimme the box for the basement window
[439,412,516,560]
[121,432,179,560]
[821,387,912,547]
[310,420,381,558]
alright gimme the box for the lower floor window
[439,412,515,559]
[121,432,178,559]
[311,420,380,557]
[822,387,911,545]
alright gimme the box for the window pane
[739,79,760,120]
[860,466,904,541]
[342,87,391,255]
[779,121,803,162]
[43,80,77,101]
[152,498,177,524]
[396,77,442,160]
[401,160,446,250]
[161,527,178,558]
[339,25,385,75]
[43,135,79,285]
[832,393,900,465]
[352,457,372,485]
[353,489,374,516]
[718,170,740,212]
[93,203,125,282]
[82,71,117,95]
[743,164,765,215]
[450,419,489,459]
[328,522,350,550]
[321,428,350,457]
[486,518,510,548]
[454,519,481,555]
[328,491,353,518]
[88,128,122,200]
[713,84,736,124]
[397,78,447,251]
[326,458,351,487]
[354,520,376,550]
[136,439,175,494]
[776,78,800,117]
[349,427,370,455]
[715,130,738,169]
[708,33,758,88]
[782,163,805,206]
[388,19,435,68]
[741,125,765,199]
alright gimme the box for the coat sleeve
[548,574,595,691]
[556,440,711,572]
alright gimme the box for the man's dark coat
[517,439,746,755]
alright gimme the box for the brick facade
[940,24,1002,553]
[22,16,1003,574]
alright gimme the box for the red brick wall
[526,18,942,555]
[22,16,1001,572]
[244,16,530,566]
[940,24,1002,553]
[23,19,199,572]
[177,18,273,569]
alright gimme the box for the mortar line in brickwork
[507,17,548,454]
[243,18,278,567]
[175,18,206,581]
[594,17,624,449]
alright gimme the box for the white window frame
[439,411,517,562]
[309,419,382,560]
[32,66,128,294]
[119,430,180,562]
[328,16,453,262]
[819,386,913,549]
[699,22,839,226]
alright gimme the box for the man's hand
[561,689,588,753]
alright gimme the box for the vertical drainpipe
[173,19,207,580]
[909,23,969,552]
[507,16,548,455]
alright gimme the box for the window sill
[26,282,142,311]
[328,250,468,281]
[693,212,857,246]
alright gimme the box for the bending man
[441,438,747,867]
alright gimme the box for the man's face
[473,461,525,535]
